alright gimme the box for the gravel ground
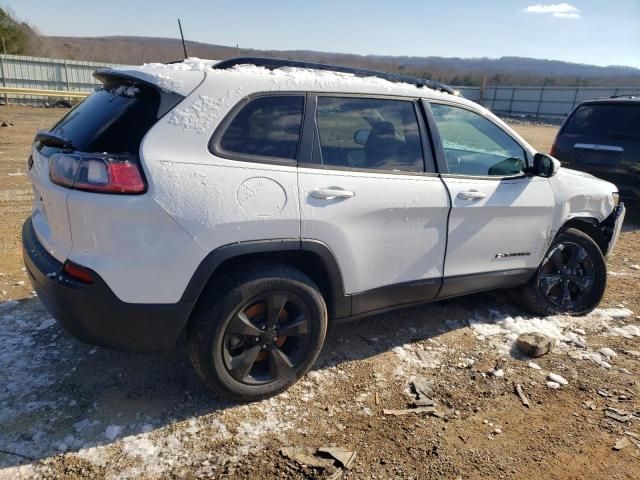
[1,105,639,480]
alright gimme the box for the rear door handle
[457,190,486,200]
[310,188,355,200]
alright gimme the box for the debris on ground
[613,437,632,450]
[547,381,561,389]
[411,376,435,400]
[514,383,531,408]
[528,361,542,370]
[280,447,335,469]
[317,447,356,469]
[547,373,568,386]
[489,368,505,377]
[516,332,554,357]
[605,407,635,423]
[383,406,438,416]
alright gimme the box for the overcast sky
[4,1,640,68]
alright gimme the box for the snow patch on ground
[392,341,451,375]
[468,307,637,360]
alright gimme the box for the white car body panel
[27,60,621,307]
[28,147,73,263]
[548,167,617,231]
[66,191,205,304]
[298,168,449,294]
[442,176,555,276]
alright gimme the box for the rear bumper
[22,217,194,352]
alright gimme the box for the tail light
[49,152,146,194]
[550,140,557,157]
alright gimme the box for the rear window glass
[217,95,304,160]
[48,83,162,154]
[563,104,640,138]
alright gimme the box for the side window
[217,95,304,161]
[316,97,426,173]
[430,103,526,176]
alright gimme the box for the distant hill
[32,35,640,87]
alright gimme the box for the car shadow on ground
[0,290,514,469]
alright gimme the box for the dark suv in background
[552,97,639,202]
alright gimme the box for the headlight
[612,192,620,206]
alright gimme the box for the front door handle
[310,188,355,200]
[457,190,486,200]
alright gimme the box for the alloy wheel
[221,292,313,385]
[538,241,595,311]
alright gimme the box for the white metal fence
[456,85,640,119]
[0,54,118,104]
[1,54,639,117]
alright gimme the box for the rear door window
[315,97,427,173]
[216,95,304,161]
[563,104,640,139]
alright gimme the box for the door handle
[310,188,355,200]
[457,190,486,200]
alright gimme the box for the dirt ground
[0,105,639,480]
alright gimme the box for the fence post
[478,76,486,106]
[0,54,7,105]
[64,60,70,91]
[570,87,579,111]
[535,87,544,119]
[508,87,516,115]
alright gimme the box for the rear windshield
[47,81,165,154]
[563,103,640,139]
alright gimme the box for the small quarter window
[218,95,304,161]
[431,103,526,176]
[316,97,426,173]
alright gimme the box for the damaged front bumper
[602,203,625,256]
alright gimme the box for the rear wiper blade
[35,131,75,149]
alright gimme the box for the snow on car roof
[108,57,460,101]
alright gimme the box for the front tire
[188,262,327,402]
[518,228,606,316]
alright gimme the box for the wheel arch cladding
[559,217,609,255]
[181,240,350,325]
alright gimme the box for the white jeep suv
[23,57,625,401]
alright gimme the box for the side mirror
[353,129,371,146]
[531,153,560,177]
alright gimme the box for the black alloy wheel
[538,242,595,311]
[188,262,327,402]
[222,292,313,385]
[518,228,606,316]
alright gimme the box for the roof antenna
[177,18,188,59]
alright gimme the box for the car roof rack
[212,57,460,96]
[609,94,638,99]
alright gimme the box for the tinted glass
[49,83,162,154]
[563,104,640,138]
[219,96,304,160]
[431,104,526,176]
[316,97,425,173]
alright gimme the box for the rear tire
[518,228,606,316]
[188,262,327,402]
